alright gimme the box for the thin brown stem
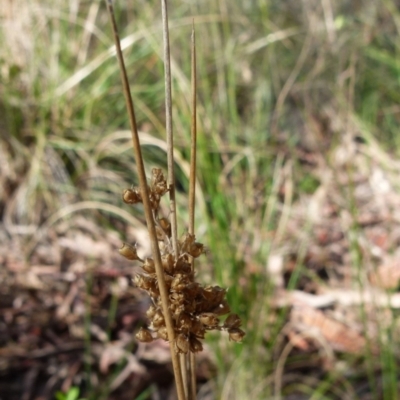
[105,2,185,400]
[188,22,197,239]
[180,353,189,399]
[188,21,197,400]
[161,0,179,259]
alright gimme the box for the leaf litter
[2,119,400,398]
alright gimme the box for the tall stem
[188,21,197,400]
[160,0,188,396]
[161,0,179,258]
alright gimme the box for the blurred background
[1,0,400,399]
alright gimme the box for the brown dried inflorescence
[120,168,245,353]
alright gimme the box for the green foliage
[55,387,86,400]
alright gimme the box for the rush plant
[105,1,245,399]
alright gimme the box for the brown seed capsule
[119,243,141,261]
[155,225,166,241]
[161,253,175,274]
[177,313,193,331]
[171,302,185,316]
[185,282,200,298]
[163,274,173,288]
[188,242,205,258]
[202,285,226,305]
[152,310,165,328]
[146,304,158,319]
[228,328,245,343]
[133,274,155,290]
[191,316,203,328]
[136,327,153,343]
[142,258,156,274]
[189,336,203,353]
[157,326,169,340]
[171,274,188,292]
[184,301,197,314]
[199,312,219,328]
[175,258,191,274]
[148,285,160,298]
[159,217,171,237]
[179,232,195,253]
[212,300,231,316]
[122,188,142,204]
[175,333,189,354]
[170,292,185,305]
[192,320,206,339]
[223,313,242,329]
[151,168,169,196]
[149,192,161,210]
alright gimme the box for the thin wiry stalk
[189,23,197,240]
[160,0,189,395]
[105,2,186,400]
[188,22,197,400]
[161,0,179,258]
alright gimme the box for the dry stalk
[159,0,188,395]
[105,2,186,400]
[161,0,179,258]
[188,22,197,400]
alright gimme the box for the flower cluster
[120,168,245,354]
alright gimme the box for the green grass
[2,0,400,399]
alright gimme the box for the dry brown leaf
[290,306,366,354]
[370,257,400,290]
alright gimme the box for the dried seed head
[202,285,226,305]
[146,304,158,319]
[161,253,175,274]
[119,243,141,261]
[212,300,231,316]
[159,217,171,237]
[156,225,166,241]
[171,302,185,316]
[119,169,245,353]
[148,285,160,298]
[228,328,245,343]
[177,313,193,331]
[123,188,142,204]
[185,282,200,297]
[142,257,156,274]
[175,258,191,274]
[223,313,242,329]
[188,242,205,258]
[171,273,188,292]
[136,327,153,343]
[199,312,219,328]
[151,168,168,194]
[163,274,173,288]
[170,291,185,305]
[157,326,169,340]
[152,310,165,328]
[189,336,203,353]
[175,333,189,354]
[179,232,195,253]
[133,274,155,290]
[148,192,161,210]
[192,320,206,338]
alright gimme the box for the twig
[105,2,186,400]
